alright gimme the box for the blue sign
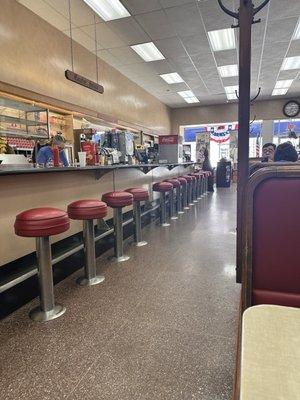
[184,126,206,142]
[274,120,300,137]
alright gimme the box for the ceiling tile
[135,10,176,40]
[165,2,206,38]
[81,23,125,49]
[107,17,150,46]
[192,53,217,70]
[222,76,239,86]
[154,37,187,58]
[181,33,212,56]
[198,0,234,31]
[99,50,124,67]
[108,46,145,65]
[278,70,299,80]
[262,41,289,60]
[287,40,300,57]
[160,0,194,9]
[214,49,238,66]
[265,17,298,43]
[269,0,300,20]
[168,56,195,73]
[121,0,162,15]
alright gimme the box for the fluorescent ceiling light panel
[177,90,199,103]
[272,88,288,96]
[160,72,184,84]
[224,85,238,100]
[275,80,293,89]
[208,28,236,52]
[83,0,130,21]
[131,42,165,62]
[293,18,300,40]
[218,64,238,78]
[281,56,300,70]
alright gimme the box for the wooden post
[236,0,254,283]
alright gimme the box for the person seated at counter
[261,142,276,162]
[36,134,69,167]
[274,142,298,162]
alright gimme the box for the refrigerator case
[158,135,183,163]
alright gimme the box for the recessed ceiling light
[281,56,300,70]
[177,90,199,103]
[83,0,130,22]
[293,18,300,40]
[218,64,238,78]
[159,73,184,84]
[272,88,288,96]
[226,93,237,100]
[131,42,165,62]
[207,28,236,52]
[275,80,293,89]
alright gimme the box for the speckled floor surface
[0,186,240,400]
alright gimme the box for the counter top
[0,162,195,177]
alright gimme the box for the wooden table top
[240,305,300,400]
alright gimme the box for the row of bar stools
[153,181,173,227]
[67,200,107,286]
[102,191,133,262]
[15,208,70,322]
[125,188,149,247]
[181,175,194,206]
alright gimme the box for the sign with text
[65,70,104,94]
[159,135,178,145]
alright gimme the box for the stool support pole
[77,220,105,286]
[160,192,170,227]
[29,237,66,322]
[113,207,130,262]
[133,201,147,246]
[170,189,178,220]
[183,185,189,210]
[177,187,184,214]
[197,178,201,200]
[193,180,198,203]
[188,182,194,206]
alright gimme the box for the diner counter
[0,162,195,176]
[0,162,195,266]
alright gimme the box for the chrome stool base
[184,206,190,210]
[162,222,170,227]
[171,216,178,220]
[111,255,130,262]
[29,303,66,322]
[135,240,148,247]
[77,275,105,286]
[178,210,185,214]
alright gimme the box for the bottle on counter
[53,146,60,167]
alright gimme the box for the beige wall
[171,97,300,133]
[0,0,171,135]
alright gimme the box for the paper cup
[78,152,87,167]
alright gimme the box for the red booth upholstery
[252,178,300,307]
[68,200,107,220]
[15,208,70,237]
[125,188,149,202]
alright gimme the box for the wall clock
[283,100,300,118]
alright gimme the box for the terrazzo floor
[0,186,240,400]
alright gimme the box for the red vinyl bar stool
[14,208,70,322]
[102,191,133,262]
[197,172,205,198]
[125,188,149,247]
[181,175,194,207]
[177,177,188,211]
[166,178,181,219]
[153,181,173,227]
[203,171,210,194]
[67,200,107,286]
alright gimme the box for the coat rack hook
[250,87,261,103]
[217,0,239,19]
[253,0,271,16]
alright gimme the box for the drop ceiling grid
[17,0,300,107]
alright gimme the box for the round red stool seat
[102,191,133,208]
[15,208,70,237]
[68,200,107,220]
[125,188,149,202]
[153,182,173,192]
[177,177,187,186]
[181,175,193,182]
[166,179,180,188]
[189,173,201,180]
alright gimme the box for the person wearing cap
[36,134,69,167]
